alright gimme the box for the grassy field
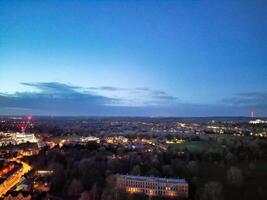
[169,141,222,152]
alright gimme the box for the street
[0,157,31,197]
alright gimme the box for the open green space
[169,141,222,152]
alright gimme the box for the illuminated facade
[249,119,267,124]
[0,163,15,177]
[59,136,100,146]
[117,174,188,198]
[4,193,31,200]
[105,136,128,144]
[0,132,38,145]
[15,132,38,144]
[80,136,100,143]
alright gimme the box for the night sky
[0,0,267,116]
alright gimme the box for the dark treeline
[24,133,267,200]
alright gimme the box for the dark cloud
[1,83,266,116]
[0,82,119,115]
[1,82,180,115]
[21,82,81,94]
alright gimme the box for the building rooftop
[119,174,187,184]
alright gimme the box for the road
[0,157,31,197]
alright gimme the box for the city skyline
[1,0,267,116]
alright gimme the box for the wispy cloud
[87,86,179,106]
[219,92,267,116]
[221,92,267,107]
[87,86,122,91]
[88,86,150,92]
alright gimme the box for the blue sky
[0,0,267,116]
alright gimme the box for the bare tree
[68,179,83,196]
[201,181,223,200]
[130,165,141,176]
[79,191,91,200]
[187,161,199,175]
[227,166,243,186]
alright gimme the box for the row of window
[126,188,188,196]
[119,180,187,191]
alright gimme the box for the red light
[20,125,25,132]
[27,116,32,121]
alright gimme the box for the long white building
[0,132,38,145]
[117,174,188,198]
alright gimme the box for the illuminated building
[0,132,16,146]
[36,170,53,176]
[0,163,15,177]
[165,139,185,144]
[3,192,32,200]
[117,175,188,198]
[0,132,38,145]
[15,133,38,144]
[80,136,100,143]
[61,136,100,146]
[249,119,267,124]
[105,136,128,144]
[0,139,16,146]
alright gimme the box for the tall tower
[251,111,255,118]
